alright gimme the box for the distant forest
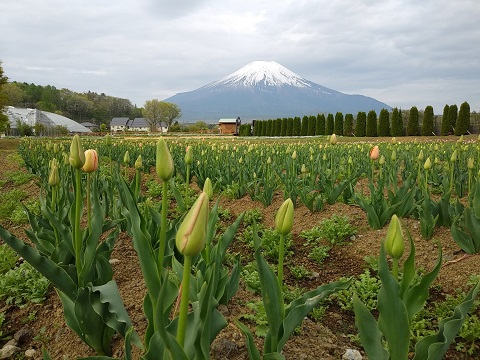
[2,82,142,125]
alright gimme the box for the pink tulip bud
[370,145,380,160]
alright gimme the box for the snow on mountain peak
[207,61,312,89]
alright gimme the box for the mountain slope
[165,61,391,122]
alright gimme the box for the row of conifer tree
[238,102,471,137]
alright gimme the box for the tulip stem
[74,168,83,284]
[392,258,399,280]
[185,166,190,200]
[158,180,168,279]
[86,173,91,231]
[177,255,192,348]
[277,233,285,289]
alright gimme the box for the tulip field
[0,134,479,359]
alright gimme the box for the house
[129,118,150,132]
[110,117,130,132]
[218,117,241,135]
[80,122,98,131]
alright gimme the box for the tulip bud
[82,149,99,173]
[370,145,379,160]
[63,152,69,166]
[301,164,307,174]
[291,150,297,160]
[69,135,85,169]
[424,157,432,170]
[391,137,396,144]
[267,156,272,165]
[468,157,474,170]
[156,138,174,181]
[123,151,130,165]
[135,155,143,170]
[348,156,353,165]
[203,178,213,200]
[418,150,424,162]
[48,159,59,187]
[322,153,327,161]
[329,134,337,145]
[384,214,404,260]
[275,198,294,235]
[391,150,397,161]
[379,155,385,165]
[450,150,458,162]
[185,146,193,165]
[175,192,209,257]
[104,134,112,146]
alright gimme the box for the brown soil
[0,137,479,360]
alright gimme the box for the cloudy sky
[2,0,479,114]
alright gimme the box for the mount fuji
[164,61,391,122]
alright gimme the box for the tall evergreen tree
[308,115,316,136]
[316,114,325,135]
[378,108,390,137]
[280,118,287,136]
[447,104,458,135]
[293,116,301,136]
[334,112,344,135]
[326,113,334,135]
[273,118,281,136]
[407,106,419,136]
[300,116,308,136]
[366,110,378,137]
[390,108,402,137]
[455,101,470,135]
[286,117,294,136]
[355,112,366,137]
[440,104,450,135]
[422,105,435,136]
[344,113,354,136]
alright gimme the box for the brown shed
[218,117,241,135]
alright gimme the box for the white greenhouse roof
[6,107,91,133]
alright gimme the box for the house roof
[110,117,130,126]
[81,122,97,128]
[219,118,238,124]
[130,118,149,127]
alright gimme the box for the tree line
[1,81,143,126]
[240,102,475,137]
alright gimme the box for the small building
[110,117,131,132]
[219,117,241,135]
[81,122,98,131]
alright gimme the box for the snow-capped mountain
[164,61,391,122]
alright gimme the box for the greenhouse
[5,106,91,134]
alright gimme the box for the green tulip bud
[348,156,353,165]
[450,150,458,162]
[379,155,385,165]
[301,164,307,174]
[417,150,424,162]
[468,157,474,170]
[123,151,130,165]
[291,150,297,160]
[135,155,143,170]
[69,135,85,169]
[391,150,397,161]
[48,158,59,187]
[156,138,174,181]
[185,146,193,165]
[275,198,294,235]
[267,156,272,165]
[385,215,404,260]
[424,157,432,170]
[175,192,209,257]
[104,134,112,146]
[203,178,213,200]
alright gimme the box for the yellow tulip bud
[329,134,337,145]
[418,150,424,162]
[385,215,404,260]
[291,150,297,160]
[69,135,85,169]
[424,157,432,170]
[156,138,174,181]
[203,178,213,200]
[175,192,209,257]
[379,155,385,165]
[301,164,307,174]
[468,157,474,170]
[450,150,458,162]
[82,149,99,173]
[275,198,294,235]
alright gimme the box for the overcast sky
[2,0,479,114]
